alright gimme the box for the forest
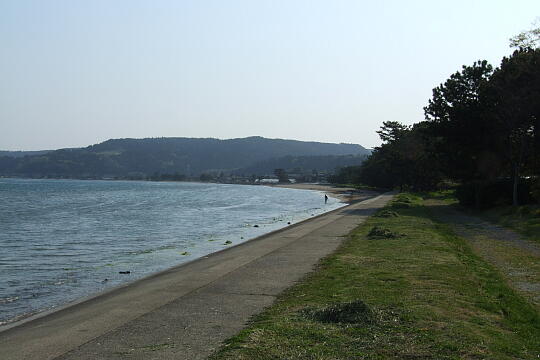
[331,29,540,208]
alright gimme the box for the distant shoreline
[0,177,359,201]
[1,176,335,188]
[0,177,362,205]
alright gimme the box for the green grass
[210,193,540,360]
[426,189,540,245]
[424,189,460,204]
[480,205,540,244]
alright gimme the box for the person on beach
[324,194,328,204]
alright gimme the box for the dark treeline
[234,154,367,176]
[333,43,540,208]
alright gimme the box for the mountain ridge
[0,136,370,179]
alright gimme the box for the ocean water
[0,178,343,325]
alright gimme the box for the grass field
[210,193,540,359]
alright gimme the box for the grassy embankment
[210,193,540,359]
[427,189,540,245]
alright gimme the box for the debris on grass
[368,226,403,239]
[302,300,375,325]
[374,210,399,218]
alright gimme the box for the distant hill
[0,150,53,158]
[0,136,370,179]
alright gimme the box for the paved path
[0,192,393,360]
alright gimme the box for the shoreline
[0,189,391,360]
[0,183,357,331]
[268,182,366,202]
[1,177,356,198]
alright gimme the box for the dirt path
[426,200,540,308]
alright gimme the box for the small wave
[0,296,19,304]
[211,203,250,211]
[128,248,155,255]
[36,253,81,257]
[127,244,177,256]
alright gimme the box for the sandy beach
[269,183,368,202]
[0,185,392,360]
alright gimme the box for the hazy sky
[1,1,539,150]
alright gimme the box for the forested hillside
[0,150,53,158]
[0,136,370,179]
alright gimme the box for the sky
[1,1,539,151]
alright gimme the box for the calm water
[0,178,343,325]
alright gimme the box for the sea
[0,178,344,326]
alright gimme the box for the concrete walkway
[0,192,393,360]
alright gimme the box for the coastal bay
[0,186,391,360]
[0,179,344,326]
